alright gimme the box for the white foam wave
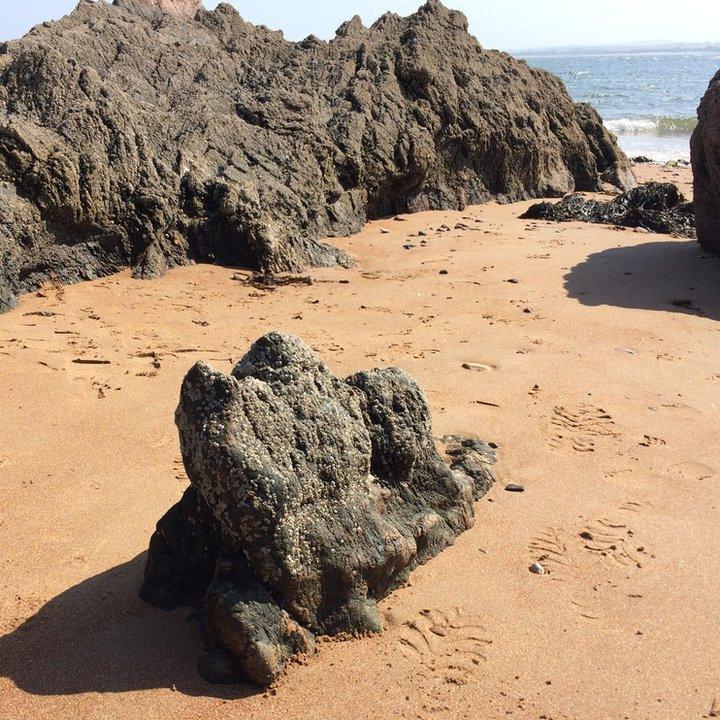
[606,118,656,134]
[605,116,698,135]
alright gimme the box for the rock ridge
[0,1,634,311]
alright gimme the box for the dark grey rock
[141,332,496,685]
[0,0,633,310]
[521,183,695,238]
[691,70,720,254]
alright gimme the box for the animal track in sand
[393,607,493,687]
[548,404,618,452]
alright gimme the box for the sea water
[521,51,720,162]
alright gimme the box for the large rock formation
[691,69,720,253]
[0,0,634,311]
[141,332,496,685]
[521,182,695,238]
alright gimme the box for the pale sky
[2,0,720,51]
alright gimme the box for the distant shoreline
[516,43,720,57]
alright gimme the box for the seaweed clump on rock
[0,0,634,310]
[141,332,496,686]
[521,182,695,237]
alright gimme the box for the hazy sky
[2,0,720,51]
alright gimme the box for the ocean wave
[605,116,698,135]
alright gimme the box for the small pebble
[529,562,546,575]
[439,269,448,275]
[506,278,519,284]
[429,625,447,637]
[505,484,525,493]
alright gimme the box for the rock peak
[114,0,202,18]
[418,0,468,30]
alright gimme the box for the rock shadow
[564,239,720,320]
[0,553,258,699]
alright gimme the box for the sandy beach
[1,163,718,720]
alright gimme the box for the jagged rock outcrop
[0,0,634,311]
[141,332,496,685]
[691,69,720,253]
[521,182,695,237]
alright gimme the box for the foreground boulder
[521,182,695,237]
[141,332,495,685]
[691,70,720,253]
[0,0,633,310]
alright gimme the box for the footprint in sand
[668,461,717,482]
[548,404,618,453]
[393,607,493,687]
[579,516,647,569]
[529,527,572,580]
[529,503,653,619]
[639,435,666,447]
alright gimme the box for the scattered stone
[632,156,653,164]
[529,562,546,575]
[141,332,496,686]
[521,183,695,238]
[429,625,447,637]
[418,231,428,237]
[579,531,594,541]
[505,484,525,493]
[439,270,449,275]
[474,400,500,408]
[0,0,633,311]
[506,278,519,284]
[462,362,494,372]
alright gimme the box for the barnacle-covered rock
[141,332,495,685]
